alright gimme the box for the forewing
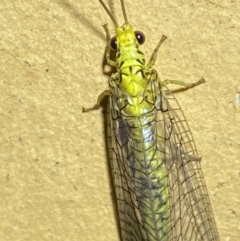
[156,87,219,241]
[107,96,146,241]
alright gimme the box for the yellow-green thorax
[114,23,146,97]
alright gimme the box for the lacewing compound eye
[110,36,117,50]
[135,31,145,45]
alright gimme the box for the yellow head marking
[116,24,137,47]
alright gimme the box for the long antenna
[99,0,119,27]
[120,0,128,23]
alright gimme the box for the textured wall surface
[1,0,240,240]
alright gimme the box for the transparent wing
[157,86,219,241]
[107,81,219,241]
[107,96,147,241]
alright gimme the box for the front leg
[103,24,117,67]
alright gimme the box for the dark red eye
[135,31,145,45]
[110,36,117,50]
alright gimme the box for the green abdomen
[122,104,171,241]
[111,62,172,240]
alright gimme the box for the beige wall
[1,0,239,240]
